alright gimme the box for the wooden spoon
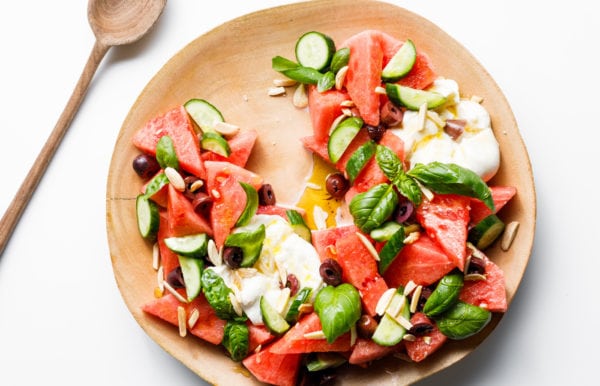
[0,0,166,256]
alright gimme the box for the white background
[0,1,596,385]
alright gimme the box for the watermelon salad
[130,29,518,386]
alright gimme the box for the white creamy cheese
[208,214,323,325]
[390,77,500,181]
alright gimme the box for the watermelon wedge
[242,346,302,386]
[459,256,507,312]
[469,186,517,224]
[311,224,358,262]
[157,211,180,280]
[349,337,400,365]
[200,129,258,168]
[307,85,351,144]
[167,184,213,237]
[404,312,447,362]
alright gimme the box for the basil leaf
[408,162,495,211]
[397,173,422,206]
[282,66,323,85]
[317,71,335,92]
[201,269,245,321]
[349,183,398,233]
[314,284,362,343]
[375,144,403,182]
[378,226,405,274]
[156,135,179,170]
[436,301,492,340]
[330,47,350,74]
[143,172,168,198]
[224,224,265,268]
[423,272,464,317]
[271,55,298,72]
[222,321,249,361]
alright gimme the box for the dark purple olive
[132,154,160,179]
[467,255,486,275]
[394,198,414,223]
[319,258,343,286]
[191,193,213,219]
[444,119,466,140]
[356,314,379,338]
[223,246,244,269]
[408,322,435,337]
[365,123,386,142]
[258,184,277,206]
[380,101,404,127]
[166,267,185,288]
[325,173,349,199]
[285,274,299,296]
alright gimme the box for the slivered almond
[416,103,428,131]
[177,306,187,337]
[393,314,413,330]
[374,86,387,95]
[409,285,422,313]
[303,330,326,340]
[501,221,520,251]
[426,110,445,128]
[268,86,286,96]
[211,188,221,199]
[403,334,416,342]
[305,182,321,190]
[214,121,240,137]
[273,78,297,87]
[403,280,417,296]
[163,281,188,303]
[335,65,348,90]
[464,273,487,281]
[341,107,353,116]
[165,167,185,191]
[386,295,406,318]
[355,232,380,261]
[152,242,160,271]
[423,336,432,345]
[157,266,164,291]
[340,100,355,107]
[207,239,222,266]
[187,308,200,329]
[229,292,243,317]
[293,83,308,108]
[403,231,420,244]
[188,179,204,193]
[376,288,397,316]
[298,303,313,315]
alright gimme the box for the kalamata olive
[356,314,379,338]
[467,255,486,275]
[184,176,205,193]
[258,184,277,206]
[366,123,386,142]
[132,154,160,179]
[444,119,466,140]
[394,198,414,223]
[166,266,185,288]
[319,258,343,286]
[380,101,404,127]
[408,322,435,337]
[191,193,212,219]
[298,368,337,386]
[285,274,299,296]
[223,246,244,269]
[325,173,349,199]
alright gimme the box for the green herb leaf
[330,47,350,74]
[222,321,249,361]
[271,55,299,72]
[349,183,398,233]
[397,173,422,206]
[436,301,492,340]
[408,162,495,211]
[282,66,323,85]
[156,135,179,170]
[224,224,266,268]
[375,144,404,182]
[314,284,362,343]
[423,272,464,316]
[201,269,245,321]
[317,71,335,92]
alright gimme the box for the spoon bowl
[0,0,166,256]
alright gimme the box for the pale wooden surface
[106,1,535,385]
[0,0,166,256]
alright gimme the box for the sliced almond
[376,288,397,316]
[426,110,445,128]
[386,295,406,319]
[409,285,422,313]
[355,232,380,261]
[329,113,347,135]
[403,333,416,342]
[501,221,520,251]
[273,78,297,87]
[229,292,243,317]
[188,179,204,193]
[207,239,222,266]
[157,266,164,291]
[464,273,487,281]
[165,167,185,192]
[340,100,355,107]
[187,308,200,329]
[214,121,240,137]
[335,65,348,90]
[163,281,188,303]
[177,306,187,337]
[416,103,428,132]
[393,314,413,330]
[403,231,420,245]
[303,330,327,340]
[268,86,286,96]
[292,83,308,108]
[374,86,387,95]
[152,242,160,271]
[403,280,417,297]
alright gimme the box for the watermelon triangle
[201,129,258,168]
[167,184,213,237]
[242,346,301,386]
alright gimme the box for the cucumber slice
[260,296,290,335]
[306,353,346,372]
[224,224,265,267]
[164,233,209,258]
[184,98,224,133]
[381,39,417,82]
[235,182,258,227]
[370,221,402,242]
[178,255,204,302]
[327,116,363,163]
[135,194,159,241]
[468,214,505,250]
[385,83,447,111]
[155,135,179,170]
[143,172,169,199]
[284,287,312,323]
[295,31,336,71]
[346,140,376,183]
[372,290,411,346]
[286,209,312,243]
[378,226,405,274]
[201,131,231,157]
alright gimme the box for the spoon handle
[0,39,110,256]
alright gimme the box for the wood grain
[106,1,536,385]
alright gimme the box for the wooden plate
[106,0,536,384]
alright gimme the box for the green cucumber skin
[260,296,290,335]
[135,194,159,241]
[295,31,336,72]
[385,83,446,111]
[381,39,417,82]
[184,98,224,133]
[468,214,505,250]
[328,116,363,163]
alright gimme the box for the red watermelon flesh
[167,184,213,237]
[132,106,206,179]
[469,186,517,224]
[200,129,258,168]
[204,160,263,193]
[157,211,180,280]
[349,337,400,365]
[379,31,437,90]
[311,224,359,262]
[247,323,276,352]
[141,293,226,345]
[383,233,455,288]
[342,30,384,126]
[242,346,302,386]
[335,232,388,316]
[417,194,470,271]
[404,312,447,362]
[141,170,169,208]
[344,130,404,203]
[308,85,351,144]
[210,174,247,248]
[269,313,352,354]
[300,135,330,164]
[459,256,507,312]
[334,128,371,173]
